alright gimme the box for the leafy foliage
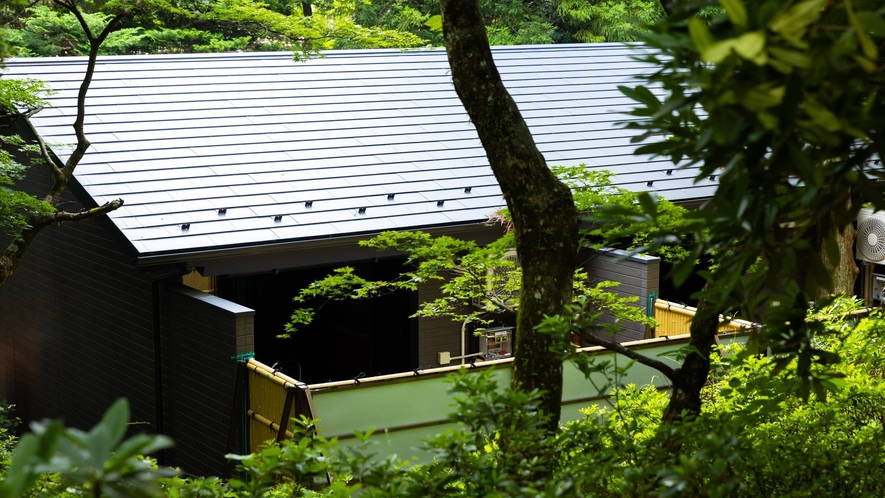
[557,0,664,42]
[554,165,697,262]
[0,399,174,498]
[0,79,56,238]
[352,0,559,47]
[284,229,657,339]
[4,6,149,57]
[613,0,885,385]
[3,310,885,496]
[353,0,683,46]
[1,0,425,58]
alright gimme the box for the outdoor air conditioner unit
[472,249,519,309]
[856,208,885,264]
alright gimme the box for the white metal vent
[857,209,885,263]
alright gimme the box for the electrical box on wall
[480,326,513,360]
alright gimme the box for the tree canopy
[0,0,424,58]
[0,0,694,57]
[621,0,885,388]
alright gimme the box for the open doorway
[220,258,416,384]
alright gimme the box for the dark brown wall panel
[0,193,158,431]
[160,285,254,477]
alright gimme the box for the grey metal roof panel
[2,43,718,260]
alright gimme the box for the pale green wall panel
[308,333,751,462]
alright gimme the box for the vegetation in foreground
[0,299,882,497]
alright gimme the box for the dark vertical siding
[160,285,254,477]
[0,195,158,432]
[417,280,463,368]
[583,249,661,342]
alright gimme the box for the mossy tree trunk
[439,0,579,430]
[662,293,720,423]
[817,198,858,299]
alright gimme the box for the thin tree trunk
[440,0,579,431]
[0,3,125,292]
[662,292,720,423]
[818,201,858,299]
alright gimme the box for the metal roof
[2,43,717,260]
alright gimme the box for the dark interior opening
[658,257,710,307]
[219,257,416,384]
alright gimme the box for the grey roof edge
[595,247,660,264]
[168,284,255,315]
[133,220,504,269]
[67,174,147,259]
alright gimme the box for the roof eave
[132,221,505,276]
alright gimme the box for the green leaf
[424,15,442,32]
[742,83,785,111]
[767,46,811,68]
[853,54,878,73]
[101,398,130,447]
[637,192,657,217]
[856,11,885,36]
[688,17,715,53]
[768,0,828,36]
[733,31,767,64]
[87,398,130,469]
[821,376,847,392]
[719,0,748,27]
[619,85,662,112]
[845,0,878,60]
[804,98,842,133]
[0,434,39,498]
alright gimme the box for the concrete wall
[161,285,254,476]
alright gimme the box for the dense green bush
[2,310,884,497]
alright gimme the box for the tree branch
[54,2,129,181]
[1,4,128,291]
[21,105,42,120]
[19,112,65,178]
[576,330,678,383]
[57,0,96,41]
[37,199,124,225]
[95,13,128,45]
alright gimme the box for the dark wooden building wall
[583,249,661,342]
[0,206,159,432]
[417,280,463,369]
[160,285,254,476]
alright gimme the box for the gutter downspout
[151,263,191,465]
[647,292,658,338]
